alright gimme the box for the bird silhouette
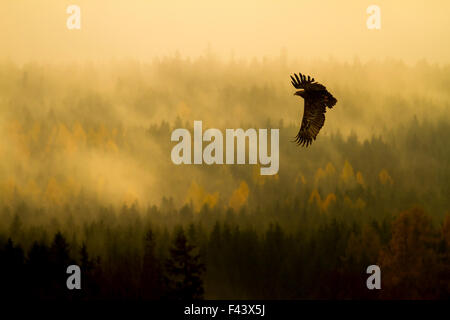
[290,73,337,147]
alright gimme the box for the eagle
[290,73,337,147]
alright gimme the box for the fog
[0,56,449,211]
[1,0,450,64]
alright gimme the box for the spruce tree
[165,227,205,299]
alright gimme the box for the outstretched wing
[291,73,337,147]
[294,99,326,147]
[290,73,325,91]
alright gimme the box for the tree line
[0,204,448,300]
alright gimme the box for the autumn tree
[379,207,439,299]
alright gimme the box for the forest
[0,55,449,299]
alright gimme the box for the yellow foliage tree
[322,193,337,211]
[229,181,249,211]
[379,169,394,185]
[325,162,336,176]
[308,189,321,207]
[314,167,326,185]
[309,189,336,212]
[340,160,355,184]
[344,196,366,210]
[356,171,365,188]
[186,182,219,210]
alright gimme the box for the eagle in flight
[290,73,337,147]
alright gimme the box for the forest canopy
[0,56,449,299]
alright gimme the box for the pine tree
[164,227,205,299]
[141,229,163,299]
[49,232,72,298]
[79,242,98,299]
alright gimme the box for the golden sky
[1,0,449,63]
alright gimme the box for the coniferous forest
[0,57,449,300]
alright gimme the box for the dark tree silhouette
[49,232,73,299]
[164,227,205,299]
[26,241,52,299]
[79,242,100,299]
[141,229,163,299]
[0,239,25,300]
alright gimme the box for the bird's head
[294,90,305,98]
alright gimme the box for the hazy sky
[1,0,449,64]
